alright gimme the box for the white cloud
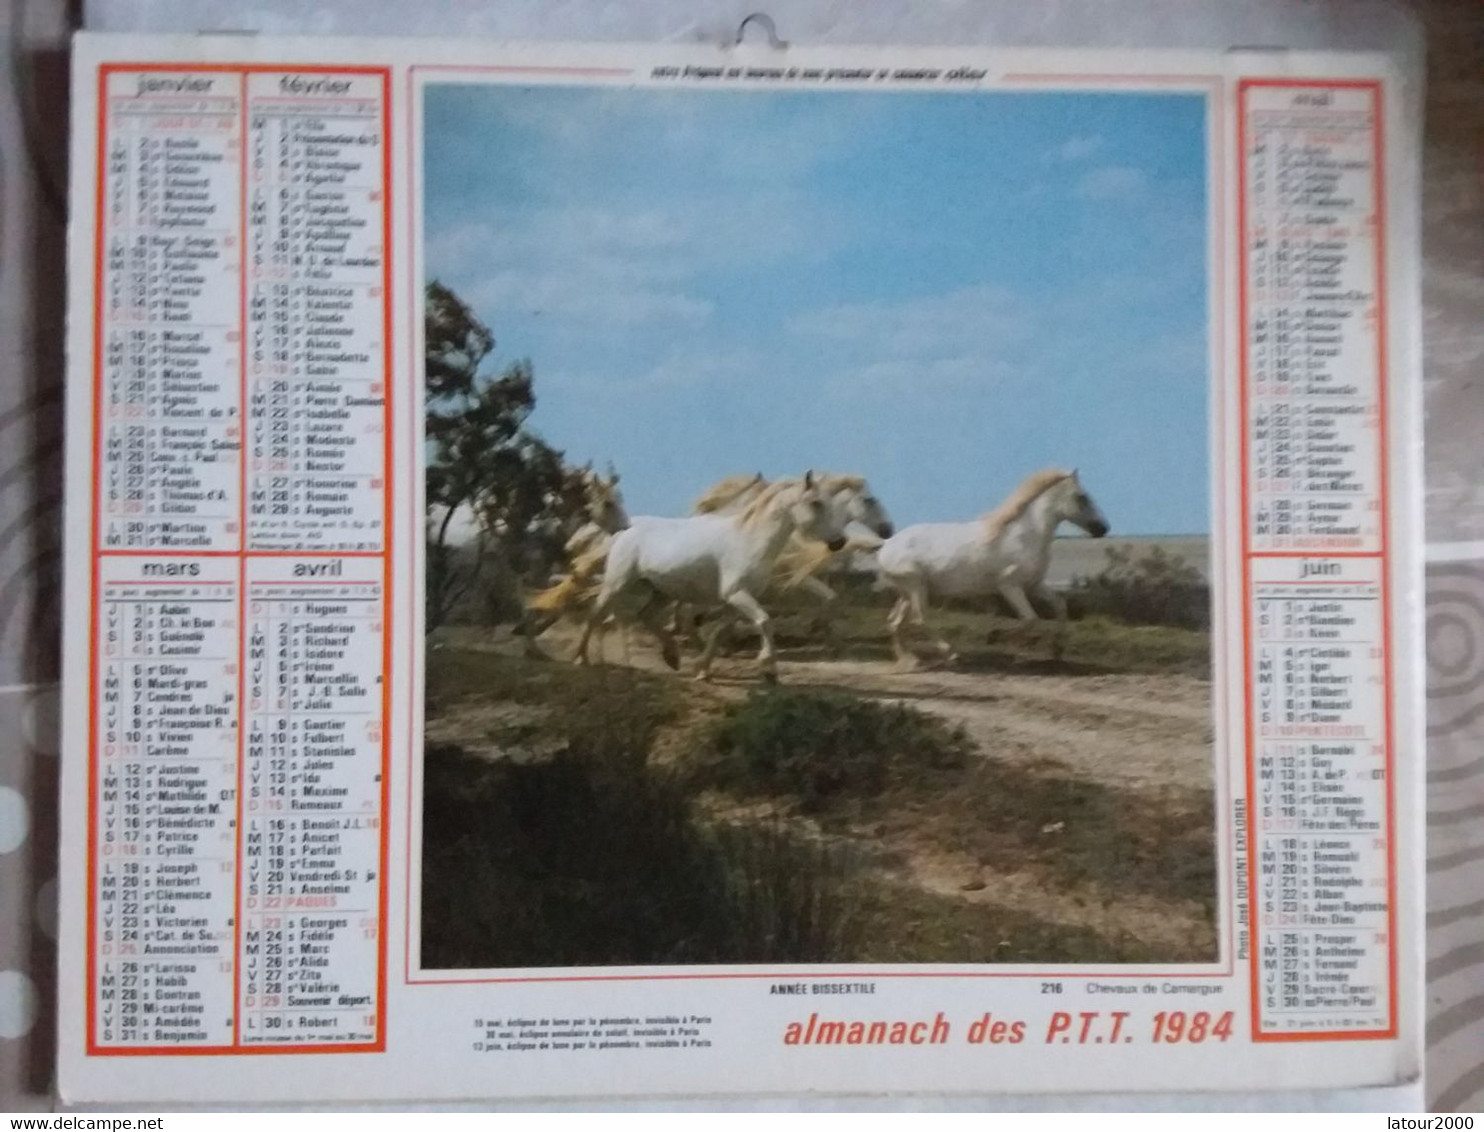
[1054,135,1105,162]
[790,285,1026,358]
[563,345,764,393]
[1074,166,1149,201]
[787,285,1030,393]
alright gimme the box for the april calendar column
[237,70,391,1048]
[1241,81,1394,1038]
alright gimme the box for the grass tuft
[708,686,972,812]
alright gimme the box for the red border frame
[86,62,395,1057]
[402,65,1241,988]
[1236,78,1398,1042]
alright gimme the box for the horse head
[1055,469,1110,538]
[789,470,851,552]
[585,467,630,533]
[827,476,894,540]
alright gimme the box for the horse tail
[777,533,887,590]
[526,542,612,615]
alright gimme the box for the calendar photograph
[416,78,1221,972]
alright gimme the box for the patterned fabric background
[0,0,1477,1111]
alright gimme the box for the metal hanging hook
[734,12,788,49]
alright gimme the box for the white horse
[578,472,851,682]
[876,468,1109,668]
[685,472,895,648]
[426,466,628,563]
[428,467,629,653]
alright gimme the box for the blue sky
[424,84,1209,534]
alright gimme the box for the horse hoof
[693,670,713,683]
[761,669,779,686]
[661,641,681,670]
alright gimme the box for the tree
[424,281,582,633]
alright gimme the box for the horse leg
[1033,582,1070,660]
[724,589,779,683]
[798,576,841,655]
[997,583,1042,654]
[909,586,956,666]
[887,594,917,669]
[512,583,547,660]
[694,610,737,683]
[635,587,681,671]
[575,590,609,665]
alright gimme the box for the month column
[239,70,391,1047]
[91,67,244,1051]
[1241,81,1394,1038]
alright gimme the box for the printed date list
[89,65,391,1052]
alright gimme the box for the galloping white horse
[877,468,1109,668]
[428,467,629,653]
[685,472,895,647]
[578,472,851,682]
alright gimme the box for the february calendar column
[1240,81,1394,1038]
[237,70,391,1049]
[244,72,389,553]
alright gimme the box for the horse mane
[816,473,866,496]
[693,472,767,514]
[737,476,806,529]
[981,468,1072,539]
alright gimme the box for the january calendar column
[1241,82,1393,1038]
[238,70,390,1048]
[97,70,243,552]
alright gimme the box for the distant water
[1044,534,1211,589]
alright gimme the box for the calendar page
[56,31,1424,1104]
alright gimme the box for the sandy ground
[436,623,1218,959]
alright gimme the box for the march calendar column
[93,559,240,1048]
[1240,81,1394,1038]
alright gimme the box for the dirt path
[560,627,1214,794]
[775,658,1214,794]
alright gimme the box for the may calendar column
[87,64,392,1057]
[1239,81,1396,1039]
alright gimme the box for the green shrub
[1067,545,1209,630]
[709,687,971,811]
[421,690,866,968]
